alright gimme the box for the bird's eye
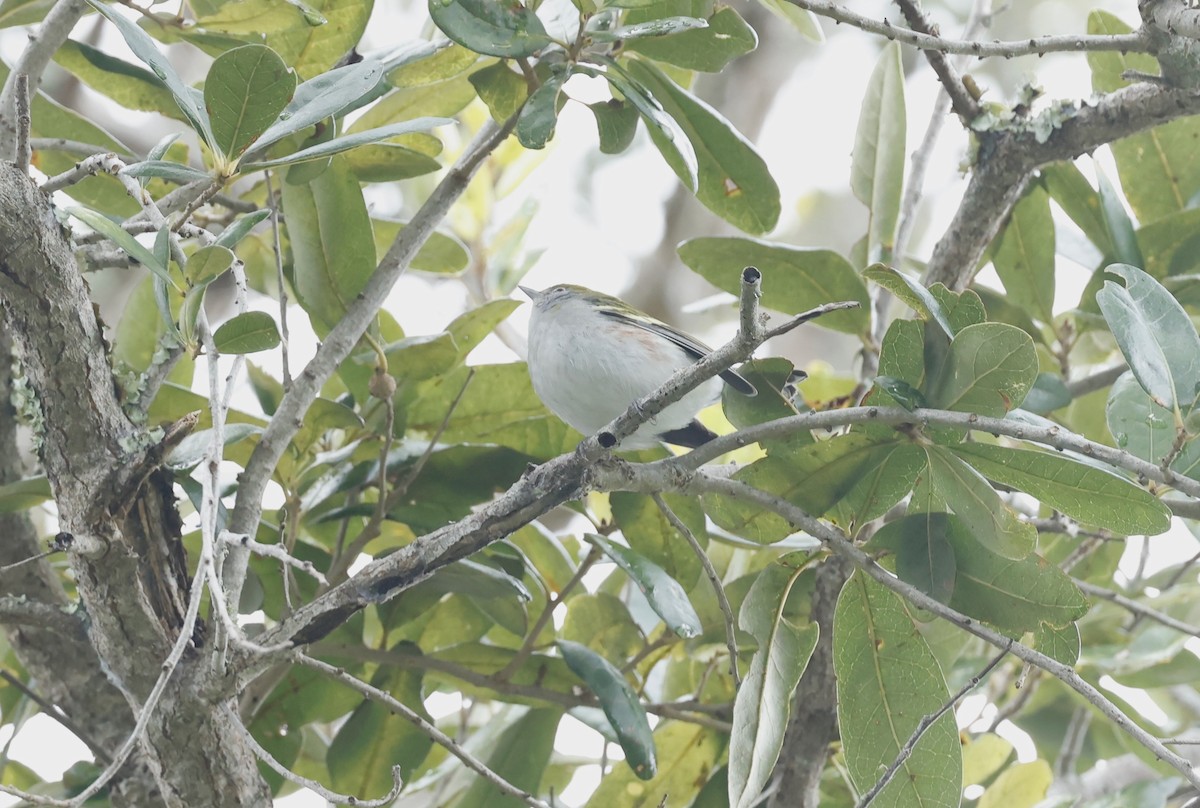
[553,286,566,294]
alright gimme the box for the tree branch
[0,596,79,633]
[1073,579,1200,636]
[783,0,1147,57]
[890,0,981,122]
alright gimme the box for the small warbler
[520,284,757,449]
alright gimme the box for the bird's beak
[517,285,536,299]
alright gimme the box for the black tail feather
[657,420,718,449]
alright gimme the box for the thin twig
[1074,579,1200,636]
[890,0,981,121]
[652,493,740,686]
[218,530,328,585]
[14,75,31,172]
[857,646,1009,807]
[264,170,291,388]
[240,721,403,806]
[41,152,123,193]
[1066,363,1128,398]
[28,138,132,158]
[296,653,554,808]
[783,0,1147,57]
[0,670,112,764]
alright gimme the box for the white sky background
[3,0,1199,804]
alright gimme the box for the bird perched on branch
[520,284,757,449]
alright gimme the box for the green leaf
[1021,372,1071,415]
[1096,166,1144,268]
[833,442,927,527]
[872,513,957,604]
[992,184,1055,325]
[213,311,281,354]
[730,554,819,808]
[515,69,567,150]
[589,99,639,154]
[455,709,559,808]
[343,144,442,183]
[925,446,1037,559]
[388,43,478,87]
[428,0,552,58]
[588,723,723,807]
[963,734,1014,787]
[1096,263,1200,412]
[610,492,706,586]
[626,59,780,234]
[1041,161,1113,257]
[624,6,756,72]
[119,160,212,184]
[327,666,432,797]
[561,592,643,662]
[1106,371,1200,479]
[1035,621,1080,667]
[247,61,384,156]
[470,62,528,122]
[834,572,961,808]
[929,322,1038,417]
[66,207,175,289]
[721,357,811,457]
[851,42,905,264]
[166,423,260,469]
[558,640,656,779]
[53,39,182,120]
[243,117,450,171]
[185,245,235,288]
[584,60,697,191]
[86,0,215,148]
[862,264,954,336]
[586,533,702,639]
[939,513,1088,632]
[590,15,707,42]
[1087,11,1200,225]
[755,0,822,41]
[679,237,869,333]
[282,155,375,331]
[951,442,1170,536]
[205,44,296,161]
[0,476,51,513]
[977,760,1052,808]
[215,209,272,249]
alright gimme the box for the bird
[520,283,756,449]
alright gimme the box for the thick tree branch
[925,81,1200,289]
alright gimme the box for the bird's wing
[599,309,757,396]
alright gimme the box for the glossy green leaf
[626,59,779,234]
[589,99,639,154]
[679,237,868,333]
[1096,167,1144,268]
[326,666,432,797]
[66,207,175,289]
[86,0,215,147]
[587,533,702,638]
[561,593,643,662]
[470,62,527,122]
[852,42,905,264]
[1096,263,1200,412]
[730,554,819,808]
[833,442,926,527]
[590,15,706,42]
[951,442,1170,535]
[558,640,656,780]
[588,722,723,807]
[992,184,1055,324]
[834,572,961,808]
[873,513,957,604]
[863,264,954,337]
[624,6,756,72]
[610,491,706,586]
[343,144,442,183]
[205,44,295,161]
[247,61,383,156]
[930,322,1038,417]
[939,512,1088,632]
[1041,161,1113,257]
[281,155,374,330]
[721,357,811,457]
[0,476,51,513]
[1088,11,1200,225]
[428,0,552,58]
[925,446,1036,559]
[185,245,235,288]
[213,311,281,354]
[455,709,559,808]
[243,117,450,171]
[515,69,567,149]
[388,43,477,87]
